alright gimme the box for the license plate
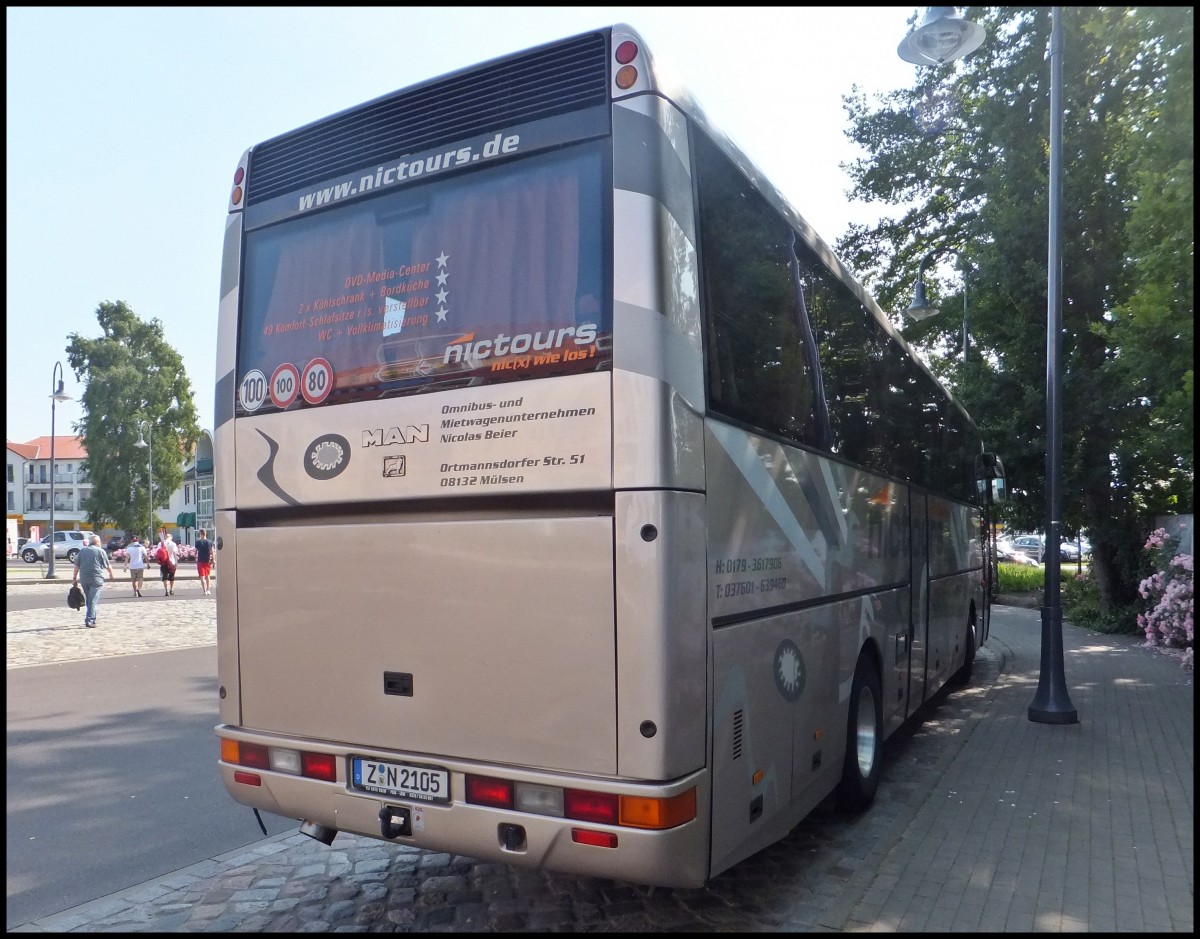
[351,757,450,803]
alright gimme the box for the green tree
[838,7,1193,618]
[65,301,201,537]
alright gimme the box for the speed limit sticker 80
[301,358,334,405]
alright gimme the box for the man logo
[304,434,351,480]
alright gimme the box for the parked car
[20,530,90,564]
[996,539,1040,567]
[1009,534,1045,564]
[105,535,128,555]
[1060,536,1091,560]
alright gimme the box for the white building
[6,436,93,542]
[5,430,214,547]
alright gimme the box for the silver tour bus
[214,24,1005,888]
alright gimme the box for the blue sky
[6,6,920,444]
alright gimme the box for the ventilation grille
[732,709,744,760]
[246,31,609,205]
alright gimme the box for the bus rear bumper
[216,735,711,888]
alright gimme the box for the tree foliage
[838,6,1193,616]
[65,301,201,537]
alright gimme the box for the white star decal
[435,307,448,323]
[436,252,449,268]
[436,271,448,286]
[436,288,448,305]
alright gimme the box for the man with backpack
[154,530,179,596]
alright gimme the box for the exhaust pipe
[299,820,337,845]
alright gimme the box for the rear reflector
[233,770,262,787]
[572,828,618,848]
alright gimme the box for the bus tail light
[221,738,338,783]
[230,165,245,207]
[619,788,697,830]
[615,65,638,90]
[466,774,514,809]
[302,752,337,782]
[614,38,640,90]
[564,788,619,825]
[466,774,695,832]
[514,782,564,817]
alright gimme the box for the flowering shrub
[1137,528,1194,669]
[112,548,128,563]
[176,543,197,562]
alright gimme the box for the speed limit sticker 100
[270,363,301,409]
[239,369,268,412]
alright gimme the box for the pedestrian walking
[125,534,148,597]
[195,528,215,596]
[154,529,179,595]
[72,533,114,627]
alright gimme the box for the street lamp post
[899,6,1077,723]
[135,420,154,545]
[45,362,72,579]
[1026,8,1078,723]
[904,248,971,363]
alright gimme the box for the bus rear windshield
[237,141,610,415]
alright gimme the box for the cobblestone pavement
[6,588,215,668]
[7,581,1193,933]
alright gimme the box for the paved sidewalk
[828,608,1193,932]
[6,568,215,669]
[6,598,1192,931]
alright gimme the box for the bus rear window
[236,142,610,415]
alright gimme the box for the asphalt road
[5,639,294,929]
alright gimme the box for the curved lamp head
[905,278,940,321]
[135,430,148,449]
[898,6,986,65]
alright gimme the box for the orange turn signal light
[618,787,697,830]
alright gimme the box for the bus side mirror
[975,452,1006,504]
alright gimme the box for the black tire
[950,615,977,688]
[66,548,81,563]
[22,549,39,564]
[836,653,883,812]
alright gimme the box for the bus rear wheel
[836,653,882,812]
[950,613,977,688]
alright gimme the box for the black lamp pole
[898,7,1077,722]
[45,362,71,580]
[1027,6,1078,723]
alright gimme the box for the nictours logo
[442,323,598,365]
[297,132,521,212]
